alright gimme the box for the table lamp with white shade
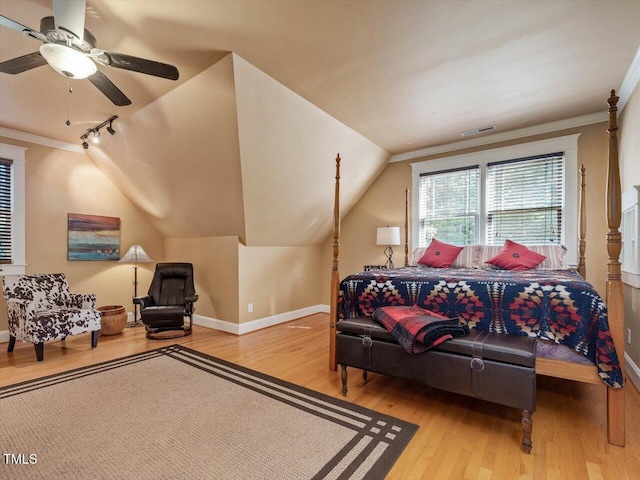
[377,226,401,268]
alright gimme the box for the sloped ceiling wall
[88,53,390,246]
[233,55,390,246]
[88,54,246,240]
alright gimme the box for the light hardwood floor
[1,313,639,480]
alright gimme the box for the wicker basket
[98,305,127,336]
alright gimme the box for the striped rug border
[1,345,418,480]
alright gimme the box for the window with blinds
[418,166,479,247]
[0,158,12,264]
[486,153,564,245]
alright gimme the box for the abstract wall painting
[68,213,120,261]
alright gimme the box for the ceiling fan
[0,0,179,106]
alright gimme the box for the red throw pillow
[485,240,546,271]
[418,239,464,268]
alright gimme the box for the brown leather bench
[337,316,537,453]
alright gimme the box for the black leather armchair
[134,263,198,339]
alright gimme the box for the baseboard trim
[625,352,640,391]
[0,330,9,343]
[194,304,330,335]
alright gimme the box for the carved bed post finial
[578,165,586,278]
[329,154,341,371]
[404,187,409,267]
[605,90,625,447]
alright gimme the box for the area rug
[0,345,417,479]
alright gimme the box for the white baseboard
[0,305,331,342]
[194,304,330,335]
[625,352,640,391]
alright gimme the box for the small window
[0,158,12,264]
[418,166,479,246]
[486,153,564,245]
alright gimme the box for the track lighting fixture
[79,115,118,150]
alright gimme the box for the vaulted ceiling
[1,1,639,245]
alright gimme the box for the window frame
[0,143,26,275]
[411,134,580,266]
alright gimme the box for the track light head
[80,115,117,149]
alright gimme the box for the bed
[328,90,626,447]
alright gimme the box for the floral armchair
[2,273,101,361]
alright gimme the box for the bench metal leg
[521,409,533,454]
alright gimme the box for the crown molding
[389,111,607,163]
[0,127,84,154]
[618,44,640,112]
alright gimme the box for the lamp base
[384,245,395,269]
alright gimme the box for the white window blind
[0,158,12,264]
[486,153,564,245]
[418,166,479,247]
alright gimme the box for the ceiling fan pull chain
[65,77,72,126]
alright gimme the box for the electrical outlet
[628,328,632,345]
[248,303,253,313]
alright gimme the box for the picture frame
[67,213,120,261]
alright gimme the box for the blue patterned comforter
[339,267,623,388]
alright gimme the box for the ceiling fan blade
[101,51,179,80]
[1,15,46,42]
[88,70,132,106]
[53,0,86,42]
[0,52,47,74]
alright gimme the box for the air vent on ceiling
[460,125,496,137]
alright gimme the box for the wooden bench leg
[362,370,368,383]
[341,364,348,396]
[521,409,533,454]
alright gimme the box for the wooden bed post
[605,90,625,447]
[329,154,341,371]
[578,165,586,278]
[404,187,409,267]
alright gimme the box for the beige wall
[619,84,640,369]
[164,236,240,323]
[0,137,165,330]
[323,122,612,301]
[238,245,323,324]
[233,54,389,247]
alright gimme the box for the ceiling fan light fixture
[39,43,96,79]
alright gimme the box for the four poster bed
[328,91,626,447]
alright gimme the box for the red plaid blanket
[373,305,468,354]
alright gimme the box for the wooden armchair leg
[91,330,100,348]
[34,343,44,362]
[7,335,16,352]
